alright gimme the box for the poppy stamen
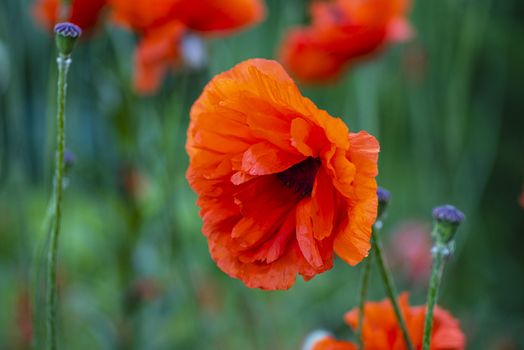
[276,157,321,198]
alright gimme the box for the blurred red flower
[171,0,266,33]
[344,293,466,349]
[14,288,33,349]
[109,0,178,32]
[388,220,432,284]
[33,0,107,32]
[32,0,59,30]
[311,336,356,350]
[110,0,266,94]
[280,0,412,83]
[133,22,186,94]
[186,59,379,290]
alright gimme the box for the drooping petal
[238,212,295,264]
[238,141,305,176]
[296,199,324,269]
[310,168,336,240]
[333,131,379,265]
[231,177,297,250]
[134,22,185,94]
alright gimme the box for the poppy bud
[63,149,75,172]
[377,187,391,221]
[54,22,81,56]
[431,205,464,245]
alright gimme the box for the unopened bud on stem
[54,22,81,56]
[431,205,465,245]
[377,187,391,222]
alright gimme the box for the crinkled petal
[334,131,379,265]
[296,199,324,269]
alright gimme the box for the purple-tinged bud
[64,149,75,171]
[431,204,464,244]
[432,205,465,224]
[377,187,391,205]
[377,187,391,220]
[54,22,81,56]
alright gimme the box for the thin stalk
[357,255,372,348]
[46,54,71,350]
[372,225,414,350]
[422,246,445,350]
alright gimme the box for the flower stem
[46,54,71,350]
[372,225,414,350]
[357,255,372,348]
[422,245,446,350]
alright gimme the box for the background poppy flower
[32,0,59,30]
[110,0,265,34]
[109,0,178,33]
[186,59,379,290]
[388,220,432,284]
[33,0,107,32]
[109,0,266,94]
[344,293,466,349]
[133,21,186,94]
[280,0,412,82]
[171,0,266,33]
[311,337,357,350]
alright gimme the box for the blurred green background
[1,0,523,349]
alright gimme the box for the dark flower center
[276,157,321,198]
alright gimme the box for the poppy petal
[173,0,266,33]
[333,131,379,265]
[343,293,465,349]
[296,199,324,269]
[311,168,336,240]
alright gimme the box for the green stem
[372,225,414,350]
[46,54,71,350]
[422,246,446,350]
[357,255,372,348]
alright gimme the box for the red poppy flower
[344,293,466,349]
[133,22,186,94]
[109,0,178,33]
[388,221,432,284]
[186,59,379,290]
[280,0,412,83]
[110,0,266,94]
[172,0,266,33]
[33,0,107,32]
[311,337,357,350]
[68,0,107,31]
[14,288,33,348]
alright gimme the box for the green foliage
[0,0,523,349]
